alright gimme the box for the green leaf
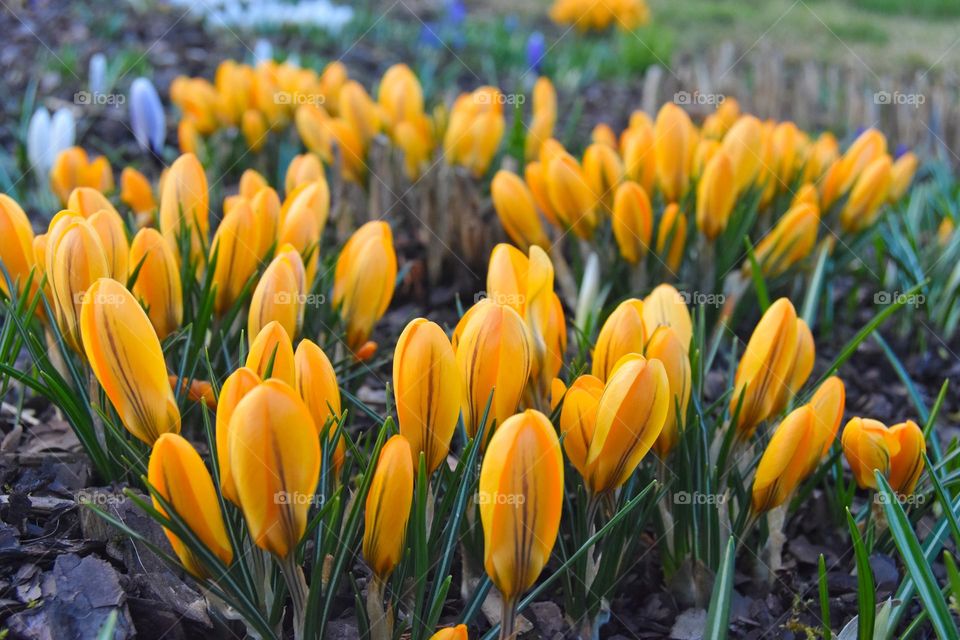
[846,508,875,640]
[704,536,736,640]
[818,554,832,640]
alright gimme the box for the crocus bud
[50,147,113,205]
[840,155,892,233]
[295,339,345,474]
[246,320,296,386]
[591,123,617,148]
[87,207,129,282]
[791,183,818,209]
[752,202,818,277]
[394,319,461,474]
[120,167,156,218]
[248,245,306,345]
[215,367,261,504]
[48,216,110,353]
[129,228,183,340]
[731,298,799,438]
[611,181,653,264]
[838,128,888,195]
[751,405,818,513]
[656,203,687,273]
[0,194,37,299]
[159,153,209,270]
[583,142,624,213]
[250,186,281,257]
[621,125,657,196]
[284,153,324,196]
[241,109,268,152]
[479,410,563,602]
[394,116,434,179]
[130,78,166,155]
[80,278,180,444]
[591,298,645,382]
[211,201,261,314]
[278,180,329,284]
[559,374,603,479]
[653,103,692,203]
[455,300,533,441]
[524,161,561,229]
[363,434,414,579]
[642,283,693,352]
[377,63,424,132]
[148,433,232,578]
[429,625,468,640]
[339,80,380,146]
[27,107,75,176]
[887,151,918,202]
[491,170,550,250]
[807,376,846,471]
[585,355,669,493]
[229,379,320,558]
[546,153,598,239]
[720,115,763,193]
[842,418,925,494]
[332,221,397,353]
[524,76,557,161]
[66,186,119,218]
[696,151,736,241]
[647,327,691,457]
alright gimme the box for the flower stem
[279,553,308,640]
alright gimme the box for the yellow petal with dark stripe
[215,367,261,505]
[362,434,414,579]
[129,228,183,340]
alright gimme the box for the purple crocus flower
[894,143,909,159]
[130,77,165,155]
[526,31,546,75]
[447,0,466,26]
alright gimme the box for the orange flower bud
[621,125,657,195]
[248,245,306,343]
[888,152,918,202]
[211,200,261,314]
[120,167,156,217]
[429,625,468,640]
[66,186,118,218]
[592,298,645,382]
[647,327,691,457]
[546,153,598,239]
[491,170,550,250]
[129,228,183,340]
[378,63,424,133]
[245,320,296,386]
[751,405,818,513]
[611,180,653,264]
[842,417,925,494]
[840,155,892,233]
[0,194,37,299]
[752,202,819,277]
[583,142,624,213]
[241,109,268,152]
[339,80,380,145]
[719,115,763,193]
[525,77,557,161]
[215,367,261,504]
[807,376,846,469]
[696,151,736,241]
[642,283,693,352]
[50,148,113,205]
[295,104,332,162]
[653,103,692,203]
[363,434,414,579]
[159,153,210,270]
[559,374,604,479]
[656,203,687,273]
[87,208,129,282]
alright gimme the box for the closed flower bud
[524,77,557,161]
[720,115,763,193]
[48,216,111,353]
[327,118,366,183]
[731,298,800,438]
[559,374,603,479]
[752,202,819,277]
[294,104,330,158]
[621,125,657,196]
[642,283,693,352]
[0,194,37,298]
[394,319,461,474]
[583,142,624,213]
[295,339,345,474]
[284,153,324,196]
[50,147,113,205]
[159,153,210,270]
[363,435,414,579]
[215,367,261,505]
[491,170,550,250]
[229,379,320,558]
[246,320,296,386]
[278,180,330,284]
[696,151,736,241]
[479,410,563,602]
[239,169,269,200]
[838,128,887,195]
[546,154,598,239]
[378,63,424,132]
[592,298,645,382]
[611,180,653,264]
[241,109,268,152]
[586,355,669,493]
[647,327,691,457]
[656,203,687,273]
[80,278,180,444]
[524,161,561,229]
[807,376,846,471]
[250,186,281,257]
[339,80,380,146]
[211,201,261,314]
[840,155,892,233]
[591,123,617,148]
[888,152,918,202]
[248,245,306,345]
[67,186,119,218]
[653,103,692,202]
[148,433,232,578]
[429,625,468,640]
[751,405,818,513]
[120,167,156,218]
[455,300,533,441]
[177,119,201,155]
[129,228,183,340]
[332,221,397,353]
[791,183,819,209]
[842,418,925,494]
[87,208,130,282]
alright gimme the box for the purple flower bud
[130,77,165,155]
[446,0,466,26]
[526,31,546,75]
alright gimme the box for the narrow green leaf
[704,536,736,640]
